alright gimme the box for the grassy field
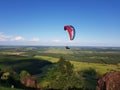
[0,46,120,74]
[34,55,120,75]
[0,54,52,75]
[0,46,120,89]
[36,47,120,64]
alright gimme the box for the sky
[0,0,120,46]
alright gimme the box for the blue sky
[0,0,120,46]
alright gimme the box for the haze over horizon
[0,0,120,46]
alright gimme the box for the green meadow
[34,55,120,75]
[0,46,120,89]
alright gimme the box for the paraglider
[64,25,75,40]
[64,25,75,49]
[65,46,70,49]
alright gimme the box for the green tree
[57,56,74,75]
[43,56,77,90]
[19,70,31,80]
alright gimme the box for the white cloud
[0,32,119,46]
[15,36,25,41]
[11,36,25,41]
[52,40,61,43]
[0,32,12,41]
[0,33,25,42]
[30,38,40,42]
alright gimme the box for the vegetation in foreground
[38,56,98,90]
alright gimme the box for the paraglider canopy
[64,25,75,40]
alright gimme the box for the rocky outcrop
[96,71,120,90]
[21,76,37,88]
